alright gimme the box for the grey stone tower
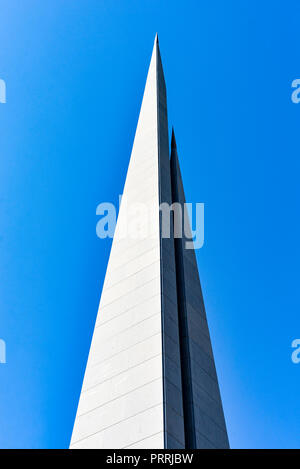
[70,35,229,449]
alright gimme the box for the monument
[70,35,229,449]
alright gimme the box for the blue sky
[0,0,299,449]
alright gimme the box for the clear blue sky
[0,0,299,449]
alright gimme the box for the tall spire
[170,129,229,449]
[171,127,177,149]
[70,35,185,449]
[70,36,229,450]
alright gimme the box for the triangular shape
[70,36,185,449]
[70,38,229,450]
[171,129,229,449]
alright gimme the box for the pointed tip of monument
[171,127,177,150]
[152,34,160,56]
